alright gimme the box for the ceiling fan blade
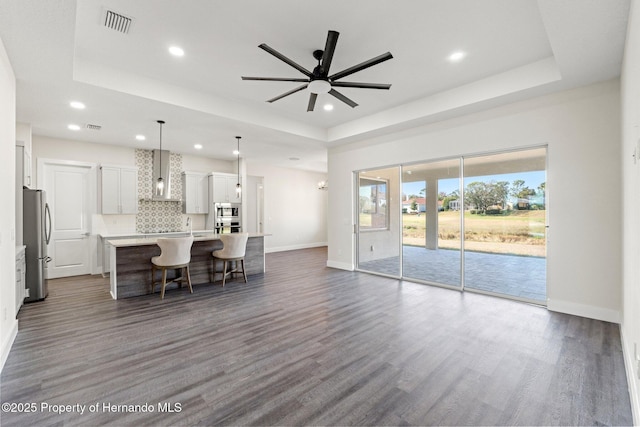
[329,89,358,108]
[329,52,393,81]
[320,30,339,75]
[242,76,309,82]
[331,81,391,90]
[266,84,308,103]
[307,93,318,112]
[259,44,313,78]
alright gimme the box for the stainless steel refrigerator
[23,188,52,302]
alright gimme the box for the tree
[535,181,546,209]
[494,181,510,208]
[538,182,546,194]
[465,181,509,214]
[465,182,491,213]
[510,179,526,200]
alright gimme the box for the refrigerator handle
[45,203,52,244]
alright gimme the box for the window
[359,177,389,230]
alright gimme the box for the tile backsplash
[135,149,184,233]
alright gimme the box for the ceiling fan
[242,30,393,112]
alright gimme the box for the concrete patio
[358,245,546,303]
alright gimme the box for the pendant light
[155,120,165,197]
[235,136,242,198]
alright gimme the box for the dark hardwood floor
[0,247,632,426]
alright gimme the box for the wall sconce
[318,180,328,190]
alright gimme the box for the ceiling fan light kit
[242,30,393,111]
[308,79,331,94]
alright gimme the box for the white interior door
[41,160,95,279]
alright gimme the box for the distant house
[516,197,530,210]
[402,197,426,213]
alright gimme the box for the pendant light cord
[235,136,242,198]
[156,120,166,196]
[158,122,162,180]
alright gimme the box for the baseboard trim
[621,327,640,425]
[326,260,354,271]
[0,319,18,374]
[265,242,327,253]
[547,298,621,323]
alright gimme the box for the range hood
[151,149,179,201]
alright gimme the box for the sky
[402,170,546,198]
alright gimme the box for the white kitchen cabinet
[16,246,26,316]
[181,172,209,214]
[16,141,32,189]
[100,165,139,214]
[209,173,241,204]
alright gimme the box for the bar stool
[212,233,248,286]
[151,236,194,299]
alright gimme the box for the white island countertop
[98,230,213,239]
[108,232,270,248]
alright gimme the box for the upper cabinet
[16,123,33,189]
[16,141,32,188]
[209,173,241,204]
[100,165,138,214]
[181,172,209,214]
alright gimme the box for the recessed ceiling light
[194,144,203,149]
[169,46,184,57]
[68,124,80,131]
[69,101,85,109]
[323,104,334,111]
[135,134,146,141]
[448,51,466,62]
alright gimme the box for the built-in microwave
[215,203,239,217]
[213,203,241,233]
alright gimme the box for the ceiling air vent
[103,9,133,34]
[86,124,102,130]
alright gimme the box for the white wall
[0,37,17,371]
[32,136,234,184]
[621,0,640,422]
[246,162,328,252]
[328,79,622,323]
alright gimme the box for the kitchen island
[108,233,268,299]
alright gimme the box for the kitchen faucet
[186,217,192,235]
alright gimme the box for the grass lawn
[403,210,546,257]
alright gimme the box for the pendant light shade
[235,136,242,198]
[155,120,165,197]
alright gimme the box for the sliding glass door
[463,148,547,303]
[355,146,547,305]
[401,159,462,288]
